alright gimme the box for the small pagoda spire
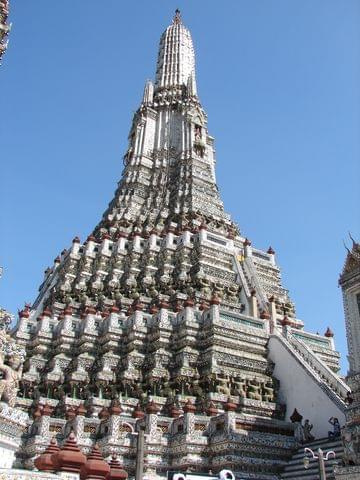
[132,403,145,419]
[187,73,197,97]
[224,397,237,412]
[107,455,128,480]
[80,444,110,480]
[34,437,60,472]
[206,401,218,417]
[324,327,334,338]
[183,398,196,414]
[142,80,154,105]
[53,431,86,473]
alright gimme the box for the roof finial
[343,239,351,254]
[173,9,182,25]
[349,231,357,247]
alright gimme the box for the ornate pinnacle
[324,327,334,338]
[173,9,182,25]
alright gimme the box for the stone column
[244,238,252,257]
[269,296,277,333]
[73,404,86,439]
[250,290,258,318]
[199,224,207,242]
[38,403,53,437]
[135,426,145,480]
[183,399,196,435]
[267,246,276,266]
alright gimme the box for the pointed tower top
[173,9,182,24]
[155,10,197,93]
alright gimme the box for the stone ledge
[334,465,360,479]
[0,470,79,480]
[0,403,28,427]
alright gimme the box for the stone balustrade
[287,332,349,402]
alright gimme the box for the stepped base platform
[334,465,360,479]
[0,470,79,480]
[281,437,343,480]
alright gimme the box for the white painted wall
[0,443,15,468]
[268,335,345,438]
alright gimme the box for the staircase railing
[242,256,268,309]
[287,333,349,400]
[232,253,251,298]
[272,331,349,411]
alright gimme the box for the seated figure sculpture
[231,376,246,398]
[247,378,262,401]
[216,374,230,396]
[262,380,275,402]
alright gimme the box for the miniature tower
[339,237,360,376]
[335,237,360,476]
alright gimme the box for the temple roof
[340,236,360,280]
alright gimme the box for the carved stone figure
[0,353,23,407]
[294,421,305,444]
[303,419,315,443]
[262,380,275,402]
[342,428,358,465]
[231,376,246,398]
[247,378,261,401]
[215,374,230,396]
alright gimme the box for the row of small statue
[293,418,316,444]
[293,416,342,444]
[212,375,277,403]
[17,375,276,405]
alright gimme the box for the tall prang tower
[335,237,360,476]
[339,238,360,377]
[0,0,10,64]
[12,11,350,479]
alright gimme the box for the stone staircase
[286,333,349,408]
[281,437,343,480]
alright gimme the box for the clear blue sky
[1,1,359,372]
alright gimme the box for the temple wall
[0,470,78,480]
[0,444,15,469]
[268,335,345,438]
[0,401,28,470]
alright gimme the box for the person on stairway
[328,417,341,439]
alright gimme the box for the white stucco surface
[268,334,346,438]
[0,444,15,468]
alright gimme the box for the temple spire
[155,9,197,94]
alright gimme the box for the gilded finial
[173,9,182,25]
